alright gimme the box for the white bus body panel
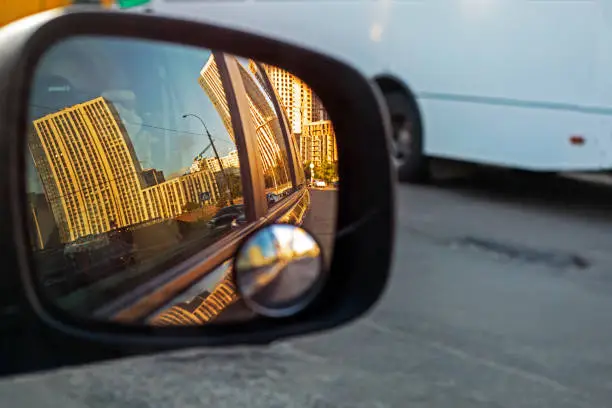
[141,0,612,171]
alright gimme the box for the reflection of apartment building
[311,95,329,122]
[142,169,219,220]
[238,62,288,175]
[142,168,165,187]
[253,62,329,129]
[300,120,338,166]
[198,55,286,175]
[224,149,240,168]
[250,62,335,167]
[254,63,310,133]
[203,149,240,173]
[30,97,219,243]
[197,56,234,141]
[30,97,148,242]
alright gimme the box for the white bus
[125,0,612,182]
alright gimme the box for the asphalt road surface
[303,188,337,268]
[5,173,612,407]
[247,257,321,307]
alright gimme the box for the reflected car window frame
[250,62,303,190]
[214,54,309,219]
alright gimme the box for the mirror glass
[234,224,323,318]
[26,35,338,326]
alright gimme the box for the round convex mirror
[234,224,325,318]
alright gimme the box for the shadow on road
[432,169,612,221]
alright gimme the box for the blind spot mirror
[234,224,324,318]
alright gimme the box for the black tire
[384,90,429,183]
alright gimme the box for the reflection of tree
[228,172,242,198]
[183,202,200,212]
[304,160,338,183]
[214,171,242,209]
[319,161,338,183]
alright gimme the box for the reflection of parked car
[207,205,245,230]
[266,192,280,205]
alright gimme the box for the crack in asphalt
[401,225,590,271]
[451,237,590,271]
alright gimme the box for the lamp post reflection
[182,113,234,205]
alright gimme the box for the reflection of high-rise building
[237,62,287,175]
[30,97,220,243]
[311,95,329,122]
[252,62,313,134]
[198,55,286,176]
[300,120,338,166]
[252,63,330,127]
[250,62,335,167]
[224,150,240,168]
[203,149,240,173]
[142,168,165,187]
[30,97,148,242]
[197,56,234,141]
[142,169,219,220]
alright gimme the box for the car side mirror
[0,6,394,376]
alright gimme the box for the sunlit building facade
[252,62,313,134]
[252,63,330,126]
[250,62,335,168]
[198,55,287,177]
[237,62,288,175]
[197,55,234,141]
[30,97,148,242]
[142,169,219,220]
[300,120,338,166]
[203,150,240,173]
[30,97,220,243]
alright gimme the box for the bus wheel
[384,90,429,183]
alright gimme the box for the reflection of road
[247,257,320,307]
[240,259,287,297]
[302,188,337,267]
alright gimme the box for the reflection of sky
[236,228,278,270]
[238,224,317,268]
[249,228,278,259]
[27,36,234,192]
[271,225,317,256]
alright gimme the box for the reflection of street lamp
[30,201,44,250]
[182,113,234,205]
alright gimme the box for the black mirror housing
[0,6,395,374]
